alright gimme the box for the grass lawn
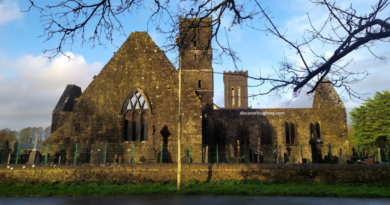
[0,180,389,197]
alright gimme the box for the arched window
[122,88,150,142]
[290,122,295,144]
[285,122,290,144]
[237,87,241,107]
[231,88,235,106]
[286,122,296,144]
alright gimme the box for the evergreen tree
[1,139,10,163]
[350,91,390,153]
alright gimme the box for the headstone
[254,151,258,163]
[339,148,345,164]
[278,154,283,163]
[260,151,263,163]
[332,156,338,164]
[58,156,62,165]
[28,151,41,164]
[145,149,156,163]
[378,148,382,163]
[114,154,117,164]
[181,155,189,164]
[364,158,374,164]
[119,156,122,164]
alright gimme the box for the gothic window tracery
[123,88,150,142]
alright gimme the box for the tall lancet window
[231,88,235,106]
[237,87,241,107]
[122,88,150,142]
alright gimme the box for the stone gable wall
[46,32,203,163]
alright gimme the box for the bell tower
[223,70,248,108]
[178,17,213,108]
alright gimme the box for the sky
[0,0,389,131]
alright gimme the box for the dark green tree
[350,90,390,153]
[1,139,10,163]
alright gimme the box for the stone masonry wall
[203,107,349,163]
[1,164,389,184]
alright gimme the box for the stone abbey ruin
[46,18,349,164]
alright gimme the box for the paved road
[1,196,389,205]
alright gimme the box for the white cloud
[0,0,23,25]
[0,52,103,131]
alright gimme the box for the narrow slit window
[285,122,290,144]
[237,87,241,107]
[194,53,197,62]
[198,80,201,88]
[231,88,235,106]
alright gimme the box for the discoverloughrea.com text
[240,111,285,116]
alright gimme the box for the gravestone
[339,148,345,164]
[28,151,41,164]
[378,148,382,163]
[7,141,19,164]
[259,151,264,163]
[28,137,41,164]
[254,151,258,163]
[332,156,339,164]
[283,153,289,163]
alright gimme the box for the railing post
[104,143,108,164]
[300,144,303,163]
[216,143,219,164]
[74,143,78,165]
[132,143,135,164]
[15,143,20,165]
[160,144,163,163]
[386,144,389,164]
[188,144,191,164]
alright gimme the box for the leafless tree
[21,0,390,100]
